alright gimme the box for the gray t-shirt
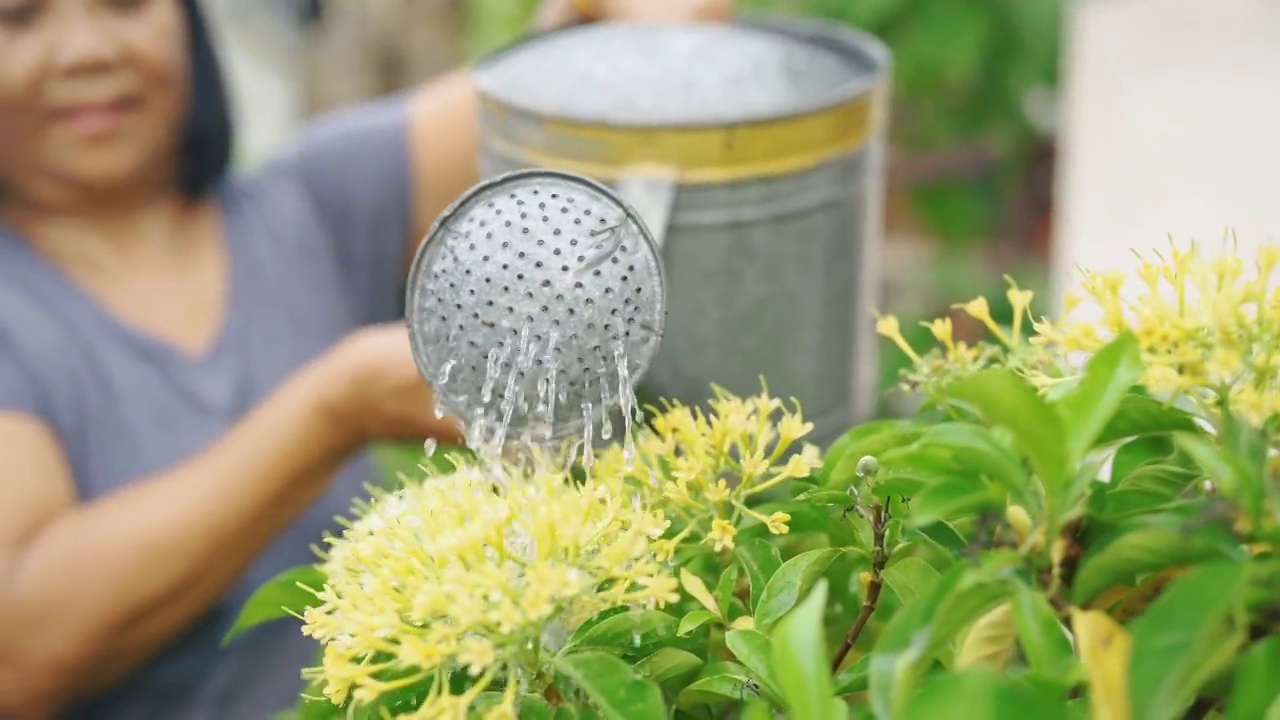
[0,96,414,719]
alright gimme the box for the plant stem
[832,503,890,672]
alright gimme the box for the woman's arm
[0,326,458,716]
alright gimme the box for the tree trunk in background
[305,0,466,114]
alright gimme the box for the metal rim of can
[473,14,894,183]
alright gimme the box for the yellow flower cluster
[1036,242,1280,424]
[875,241,1280,426]
[875,276,1051,395]
[300,458,677,718]
[594,385,822,556]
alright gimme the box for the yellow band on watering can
[479,83,887,184]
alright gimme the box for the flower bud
[855,455,879,480]
[1004,505,1033,544]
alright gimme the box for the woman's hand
[316,324,465,446]
[533,0,733,33]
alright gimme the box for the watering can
[471,15,893,443]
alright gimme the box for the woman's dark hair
[177,0,233,197]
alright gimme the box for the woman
[0,0,728,717]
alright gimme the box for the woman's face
[0,0,189,199]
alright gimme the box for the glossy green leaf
[554,652,666,720]
[902,669,1068,720]
[755,548,844,631]
[735,538,784,613]
[1228,637,1280,720]
[725,629,782,699]
[563,610,678,655]
[564,606,629,646]
[771,580,839,720]
[675,674,756,707]
[676,609,719,637]
[1011,583,1074,677]
[223,564,325,646]
[1054,333,1143,463]
[1071,516,1244,604]
[632,648,704,685]
[949,369,1069,506]
[1129,563,1249,720]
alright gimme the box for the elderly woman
[0,0,728,717]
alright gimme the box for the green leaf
[834,655,871,695]
[725,629,782,699]
[771,580,838,720]
[1128,562,1249,720]
[714,562,742,619]
[755,548,844,631]
[823,421,924,488]
[1097,396,1199,446]
[901,669,1068,720]
[906,477,1004,527]
[554,652,666,720]
[564,606,629,645]
[915,423,1034,509]
[735,538,784,613]
[563,610,679,655]
[676,674,755,707]
[680,568,722,618]
[869,565,1009,718]
[1011,583,1074,678]
[1177,432,1264,523]
[798,489,857,506]
[677,610,719,637]
[223,564,324,646]
[1070,515,1244,605]
[882,557,942,606]
[633,648,704,685]
[949,370,1069,507]
[1228,638,1280,720]
[1054,333,1143,463]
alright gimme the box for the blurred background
[200,0,1280,421]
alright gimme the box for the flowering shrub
[231,241,1280,720]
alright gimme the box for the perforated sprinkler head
[406,169,667,451]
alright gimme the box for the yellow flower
[921,317,957,354]
[954,296,1009,345]
[764,512,791,535]
[1004,276,1036,342]
[300,457,675,717]
[707,519,737,552]
[875,311,922,362]
[705,479,731,503]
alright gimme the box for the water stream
[433,322,645,474]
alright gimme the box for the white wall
[201,0,308,166]
[1052,0,1280,309]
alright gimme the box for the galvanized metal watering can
[471,16,893,444]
